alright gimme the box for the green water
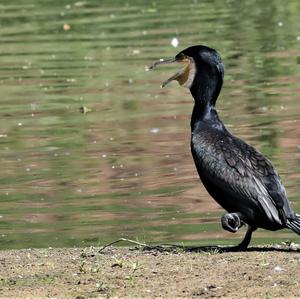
[0,0,300,249]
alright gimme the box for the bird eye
[177,53,185,60]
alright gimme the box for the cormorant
[149,45,300,250]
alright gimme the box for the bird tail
[286,214,300,235]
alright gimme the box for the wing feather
[192,132,293,225]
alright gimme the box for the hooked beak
[149,55,192,88]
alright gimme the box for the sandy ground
[0,244,300,298]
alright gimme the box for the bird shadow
[98,238,300,255]
[183,245,300,253]
[140,244,300,254]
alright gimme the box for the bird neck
[190,65,223,108]
[191,105,221,128]
[189,66,223,127]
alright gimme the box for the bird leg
[235,225,253,251]
[221,213,254,250]
[221,212,243,233]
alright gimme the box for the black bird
[150,45,300,250]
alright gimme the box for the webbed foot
[221,213,256,251]
[221,212,243,233]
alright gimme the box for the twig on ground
[98,238,187,253]
[99,238,147,253]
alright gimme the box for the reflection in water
[0,0,299,249]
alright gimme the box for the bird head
[149,45,224,90]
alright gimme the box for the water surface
[0,0,300,249]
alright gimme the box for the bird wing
[192,132,293,225]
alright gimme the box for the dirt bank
[0,244,300,298]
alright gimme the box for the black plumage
[150,45,300,249]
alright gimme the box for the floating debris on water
[84,56,94,61]
[149,128,159,134]
[74,1,86,7]
[79,106,92,114]
[260,106,268,112]
[171,37,179,48]
[132,49,140,55]
[63,23,71,31]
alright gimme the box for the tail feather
[287,214,300,235]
